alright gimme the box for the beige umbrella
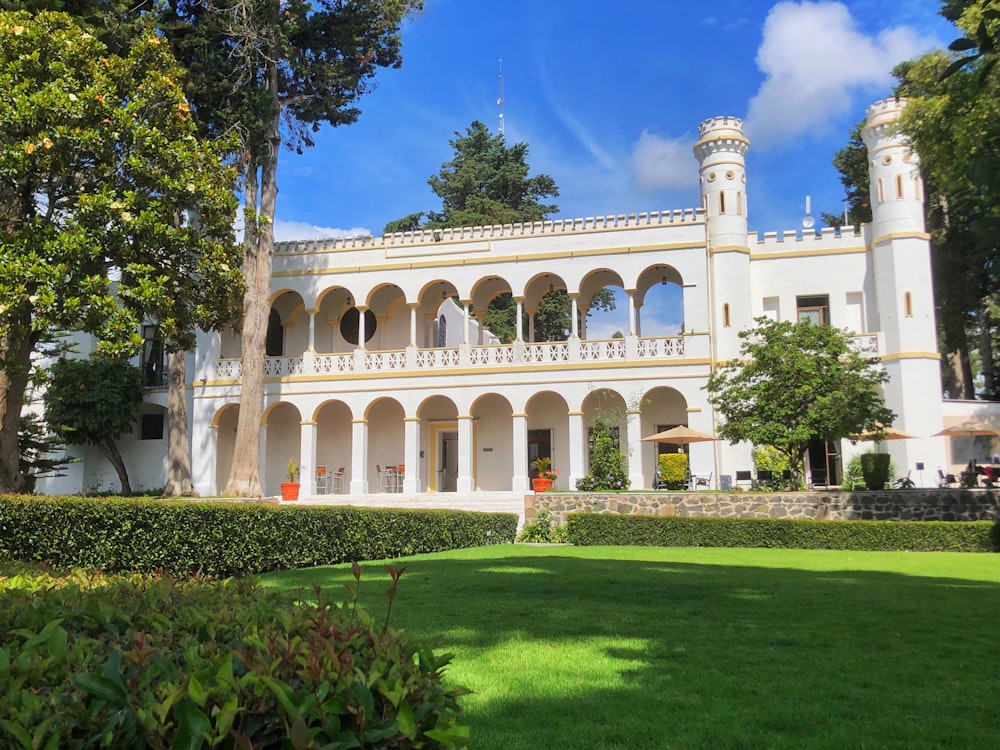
[642,425,720,445]
[852,425,919,442]
[932,421,1000,438]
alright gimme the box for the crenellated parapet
[275,208,705,254]
[693,116,749,159]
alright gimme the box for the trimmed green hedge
[567,513,1000,552]
[0,495,518,576]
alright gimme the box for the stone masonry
[527,489,1000,527]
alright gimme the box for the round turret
[694,116,749,250]
[862,98,925,238]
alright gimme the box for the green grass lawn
[263,545,1000,750]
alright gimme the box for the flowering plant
[532,456,558,481]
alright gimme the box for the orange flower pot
[532,477,553,493]
[281,482,300,501]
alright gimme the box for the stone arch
[315,399,353,491]
[579,268,627,340]
[470,393,514,491]
[365,397,405,490]
[418,394,460,492]
[639,386,691,485]
[524,390,570,490]
[262,401,302,497]
[636,264,685,337]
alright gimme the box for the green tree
[43,357,144,494]
[147,0,421,497]
[821,121,871,230]
[386,120,559,232]
[705,317,895,487]
[893,3,1000,399]
[0,10,242,492]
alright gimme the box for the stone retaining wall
[527,489,1000,526]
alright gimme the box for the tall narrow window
[141,325,165,387]
[736,191,743,215]
[904,291,913,318]
[719,192,726,214]
[876,178,885,203]
[895,174,904,199]
[914,177,923,202]
[722,303,731,327]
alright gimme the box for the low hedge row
[0,495,518,576]
[0,567,469,748]
[566,513,1000,552]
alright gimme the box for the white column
[515,297,525,341]
[306,309,316,352]
[408,304,418,347]
[568,411,586,488]
[403,416,420,492]
[457,414,474,493]
[299,420,317,495]
[626,409,645,489]
[350,418,369,494]
[626,289,637,335]
[356,305,367,350]
[462,302,470,344]
[569,294,580,338]
[512,413,529,492]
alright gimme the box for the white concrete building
[35,99,1000,497]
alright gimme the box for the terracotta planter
[532,477,553,493]
[281,482,300,501]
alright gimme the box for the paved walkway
[283,491,529,528]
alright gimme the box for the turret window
[904,291,913,318]
[895,174,904,199]
[737,191,744,215]
[719,192,726,214]
[876,178,884,203]
[722,303,731,327]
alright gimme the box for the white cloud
[745,1,941,150]
[629,131,696,192]
[272,219,372,242]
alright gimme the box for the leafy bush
[576,417,630,491]
[0,565,469,749]
[567,513,998,552]
[0,496,518,576]
[517,507,569,543]
[860,453,892,490]
[658,453,688,489]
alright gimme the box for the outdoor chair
[754,469,774,490]
[734,470,753,490]
[690,472,713,490]
[845,466,864,490]
[376,464,393,493]
[937,468,958,488]
[332,467,345,494]
[315,466,329,494]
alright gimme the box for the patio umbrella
[932,421,1000,438]
[851,425,919,442]
[642,425,720,445]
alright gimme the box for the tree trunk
[0,306,34,493]
[100,437,132,496]
[224,64,281,497]
[162,349,194,496]
[978,298,996,400]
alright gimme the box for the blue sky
[270,0,953,336]
[273,0,952,240]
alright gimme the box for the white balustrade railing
[417,348,461,369]
[213,335,694,381]
[848,333,881,356]
[523,342,570,363]
[581,339,626,361]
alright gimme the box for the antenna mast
[497,57,505,136]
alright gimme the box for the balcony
[213,334,697,381]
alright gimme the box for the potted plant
[281,458,300,501]
[531,456,557,492]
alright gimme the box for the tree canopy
[43,357,144,494]
[385,120,559,233]
[0,9,242,492]
[705,317,895,486]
